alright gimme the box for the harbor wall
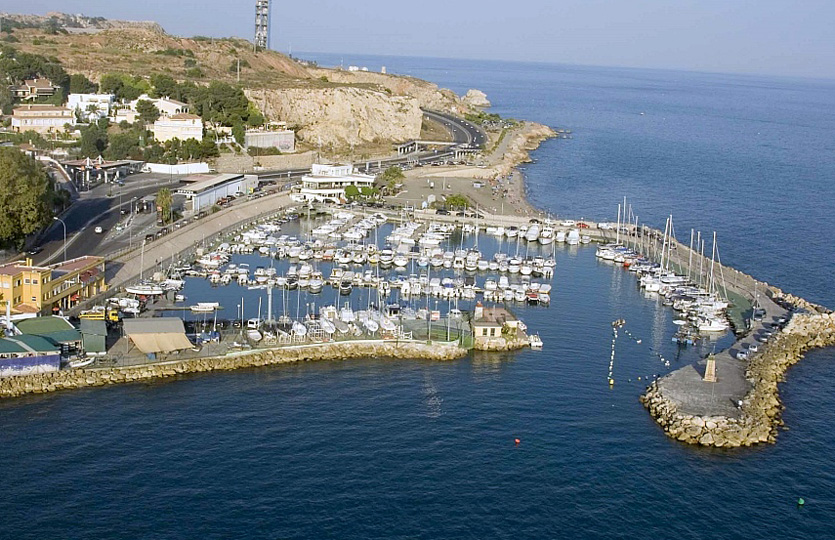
[641,310,835,448]
[0,340,468,400]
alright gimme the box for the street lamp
[53,216,67,263]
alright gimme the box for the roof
[123,317,187,335]
[82,333,106,354]
[472,307,517,327]
[0,256,102,277]
[0,335,60,355]
[178,173,244,194]
[80,319,107,336]
[23,78,56,89]
[16,316,75,335]
[123,317,192,354]
[160,98,188,107]
[16,317,81,344]
[13,104,69,112]
[166,113,201,121]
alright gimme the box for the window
[24,279,30,284]
[32,279,38,284]
[31,296,36,302]
[490,328,497,337]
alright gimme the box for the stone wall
[641,311,835,448]
[0,341,468,400]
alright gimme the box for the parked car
[94,226,103,234]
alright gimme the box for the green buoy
[798,498,805,506]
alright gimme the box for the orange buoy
[514,438,521,445]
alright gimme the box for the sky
[6,0,835,79]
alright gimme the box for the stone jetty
[641,293,835,448]
[0,341,468,400]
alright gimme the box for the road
[422,109,487,147]
[30,174,182,265]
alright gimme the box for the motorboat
[190,302,220,313]
[125,283,164,296]
[538,226,554,245]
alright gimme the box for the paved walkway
[108,193,291,288]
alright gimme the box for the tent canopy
[123,318,193,354]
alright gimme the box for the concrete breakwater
[0,341,468,400]
[641,305,835,448]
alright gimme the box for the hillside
[1,13,473,151]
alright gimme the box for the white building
[129,95,190,118]
[177,173,258,212]
[152,113,204,143]
[297,164,374,203]
[67,93,115,122]
[11,105,76,134]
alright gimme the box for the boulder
[463,89,491,108]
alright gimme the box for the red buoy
[514,438,521,445]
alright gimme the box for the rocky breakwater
[641,309,835,448]
[0,341,468,400]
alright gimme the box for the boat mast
[616,203,621,245]
[688,229,694,282]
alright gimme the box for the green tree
[232,122,245,146]
[98,73,123,96]
[379,165,405,193]
[344,185,360,200]
[79,123,108,158]
[156,187,173,224]
[444,194,470,209]
[150,73,177,98]
[136,99,160,124]
[69,73,97,94]
[0,148,55,248]
[105,132,142,160]
[199,137,220,159]
[0,86,12,115]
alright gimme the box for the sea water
[1,58,834,539]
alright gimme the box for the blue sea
[2,57,835,539]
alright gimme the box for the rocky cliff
[251,87,423,148]
[308,68,468,115]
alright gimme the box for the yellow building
[0,256,106,315]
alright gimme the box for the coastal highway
[422,109,487,147]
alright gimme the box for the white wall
[144,163,211,175]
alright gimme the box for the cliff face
[251,87,423,148]
[309,68,468,115]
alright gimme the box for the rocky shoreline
[0,341,468,400]
[641,297,835,448]
[489,122,557,180]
